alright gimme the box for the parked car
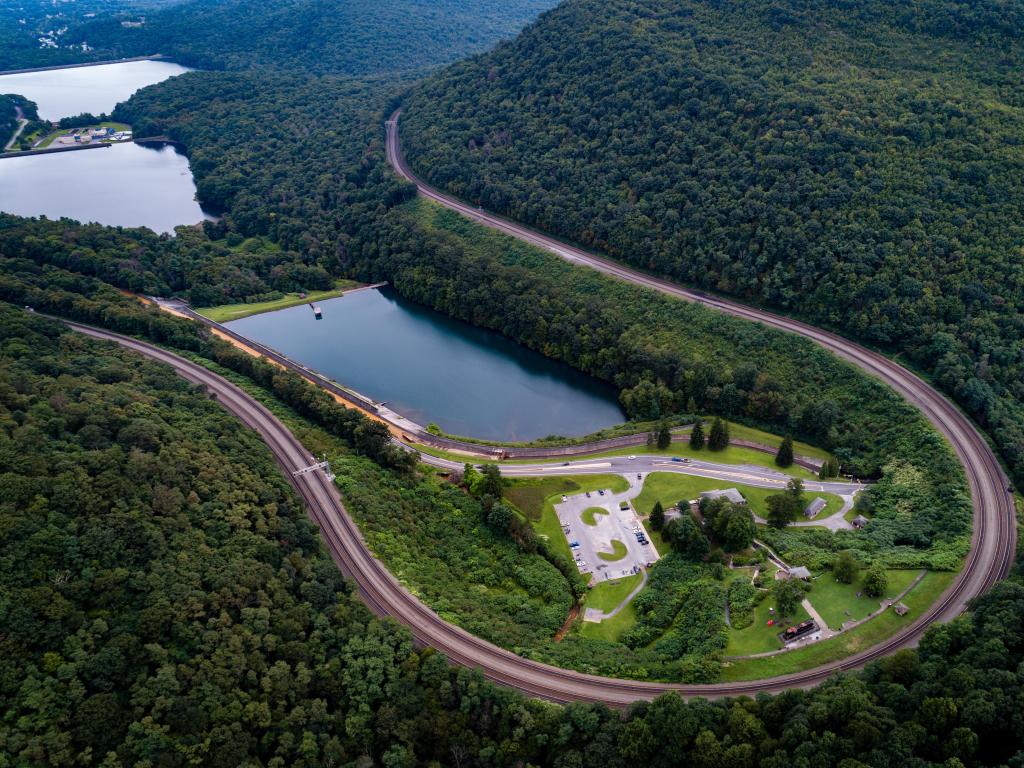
[598,490,605,496]
[569,541,580,548]
[561,495,568,502]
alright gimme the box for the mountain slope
[66,0,560,75]
[400,0,1024,486]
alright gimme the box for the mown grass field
[810,569,922,630]
[633,473,846,522]
[198,279,362,322]
[719,571,956,680]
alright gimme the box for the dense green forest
[399,0,1024,490]
[3,303,1024,764]
[45,0,558,76]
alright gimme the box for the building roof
[804,497,827,517]
[699,488,746,504]
[785,566,812,580]
[852,514,870,527]
[894,602,909,616]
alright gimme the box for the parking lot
[554,480,661,582]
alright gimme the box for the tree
[819,456,840,479]
[786,478,804,502]
[863,562,888,597]
[708,418,729,451]
[664,515,709,559]
[689,419,705,450]
[833,550,858,584]
[656,420,672,450]
[649,501,665,531]
[765,493,798,529]
[775,435,794,467]
[774,578,804,619]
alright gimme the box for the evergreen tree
[819,456,840,479]
[690,418,705,450]
[775,435,794,467]
[656,420,672,450]
[649,500,665,531]
[863,562,888,597]
[708,417,729,451]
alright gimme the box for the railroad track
[382,110,1017,689]
[66,189,1015,703]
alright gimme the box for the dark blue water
[226,288,625,441]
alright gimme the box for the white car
[561,495,568,502]
[628,455,636,460]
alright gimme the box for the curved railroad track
[382,109,1017,688]
[67,126,1015,701]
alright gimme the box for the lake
[226,288,626,441]
[0,60,192,121]
[0,141,213,234]
[0,60,208,233]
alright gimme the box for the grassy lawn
[809,569,922,630]
[574,441,819,480]
[597,539,628,562]
[724,422,831,462]
[197,280,363,322]
[578,600,638,642]
[583,573,643,612]
[581,507,609,526]
[504,475,630,562]
[634,472,846,522]
[726,593,810,656]
[720,571,956,680]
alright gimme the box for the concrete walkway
[801,598,836,639]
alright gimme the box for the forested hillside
[400,0,1024,488]
[1,301,1023,764]
[60,0,560,75]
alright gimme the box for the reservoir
[226,288,626,441]
[0,60,192,121]
[0,141,212,234]
[0,60,209,233]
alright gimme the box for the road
[4,106,28,152]
[64,291,1012,706]
[385,110,1017,677]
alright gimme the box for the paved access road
[386,110,1016,681]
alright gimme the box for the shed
[851,514,870,529]
[804,497,826,518]
[893,602,909,616]
[699,488,746,505]
[783,566,812,580]
[663,506,683,523]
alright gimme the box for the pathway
[4,106,28,151]
[801,599,836,639]
[583,569,648,623]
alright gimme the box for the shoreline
[0,54,167,77]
